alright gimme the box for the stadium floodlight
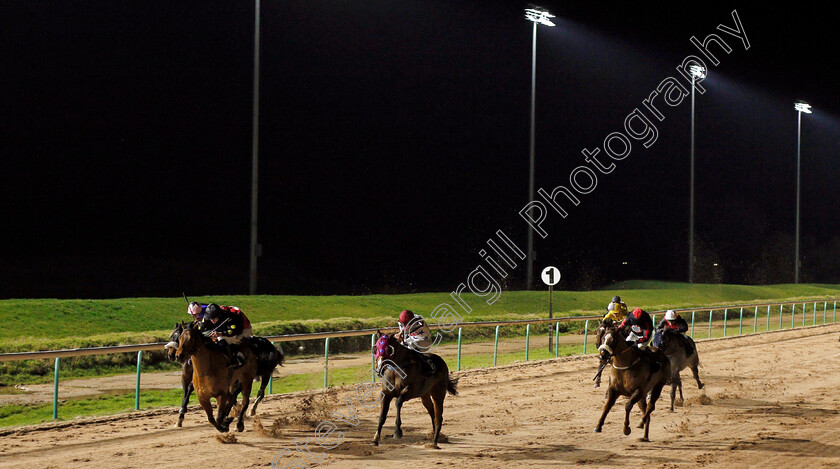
[687,64,705,283]
[689,64,706,79]
[795,100,812,114]
[525,8,556,27]
[794,100,812,283]
[524,6,555,290]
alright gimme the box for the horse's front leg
[393,396,404,439]
[372,395,393,446]
[594,387,618,433]
[624,389,644,436]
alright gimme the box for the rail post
[766,305,771,331]
[135,350,142,410]
[813,302,817,325]
[457,327,462,371]
[791,304,796,328]
[583,320,589,355]
[779,304,783,329]
[739,307,743,335]
[324,337,330,388]
[708,309,713,338]
[554,322,560,357]
[651,314,656,327]
[824,302,827,324]
[753,306,758,333]
[493,325,500,366]
[835,301,837,323]
[525,324,530,361]
[371,334,376,382]
[723,309,728,337]
[803,303,806,327]
[690,311,695,337]
[53,357,59,420]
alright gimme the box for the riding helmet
[205,303,222,320]
[398,310,415,324]
[612,295,621,303]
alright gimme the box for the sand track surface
[2,324,839,468]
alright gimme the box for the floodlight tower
[794,100,812,283]
[524,7,555,290]
[688,64,705,283]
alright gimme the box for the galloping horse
[165,323,285,427]
[372,332,458,449]
[175,322,258,432]
[652,327,703,411]
[594,321,670,441]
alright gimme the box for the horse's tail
[446,375,459,396]
[275,344,285,367]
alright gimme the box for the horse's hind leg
[595,387,618,433]
[429,388,445,449]
[393,396,404,439]
[372,395,393,446]
[691,360,704,389]
[670,373,682,412]
[250,373,270,417]
[421,394,436,439]
[235,380,253,432]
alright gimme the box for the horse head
[165,322,187,362]
[175,322,203,364]
[371,331,397,373]
[597,321,629,361]
[595,319,615,347]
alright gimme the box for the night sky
[2,1,838,298]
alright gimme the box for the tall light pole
[249,0,261,295]
[794,100,812,284]
[688,64,705,284]
[524,7,555,290]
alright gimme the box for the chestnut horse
[175,322,257,432]
[594,321,670,441]
[165,323,284,427]
[372,332,458,449]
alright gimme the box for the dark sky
[2,1,838,298]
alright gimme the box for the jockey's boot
[218,341,240,368]
[641,347,660,373]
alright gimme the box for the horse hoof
[698,383,705,389]
[372,441,379,447]
[594,427,602,433]
[637,422,644,429]
[623,427,631,436]
[237,423,245,432]
[393,433,402,439]
[424,443,441,450]
[248,409,256,417]
[640,437,649,442]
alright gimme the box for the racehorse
[165,323,285,427]
[175,322,257,432]
[594,321,670,441]
[371,332,458,449]
[651,327,703,411]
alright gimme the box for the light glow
[689,64,706,79]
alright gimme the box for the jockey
[619,308,654,349]
[395,310,435,376]
[187,301,206,322]
[198,303,253,368]
[658,310,688,334]
[603,295,628,322]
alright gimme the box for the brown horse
[594,321,670,441]
[175,322,258,432]
[165,323,284,427]
[371,332,458,449]
[651,327,703,411]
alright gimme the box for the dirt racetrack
[2,324,839,468]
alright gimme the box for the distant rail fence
[2,298,838,420]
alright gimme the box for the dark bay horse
[175,323,258,432]
[652,327,703,411]
[594,321,670,441]
[372,332,458,449]
[165,322,285,427]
